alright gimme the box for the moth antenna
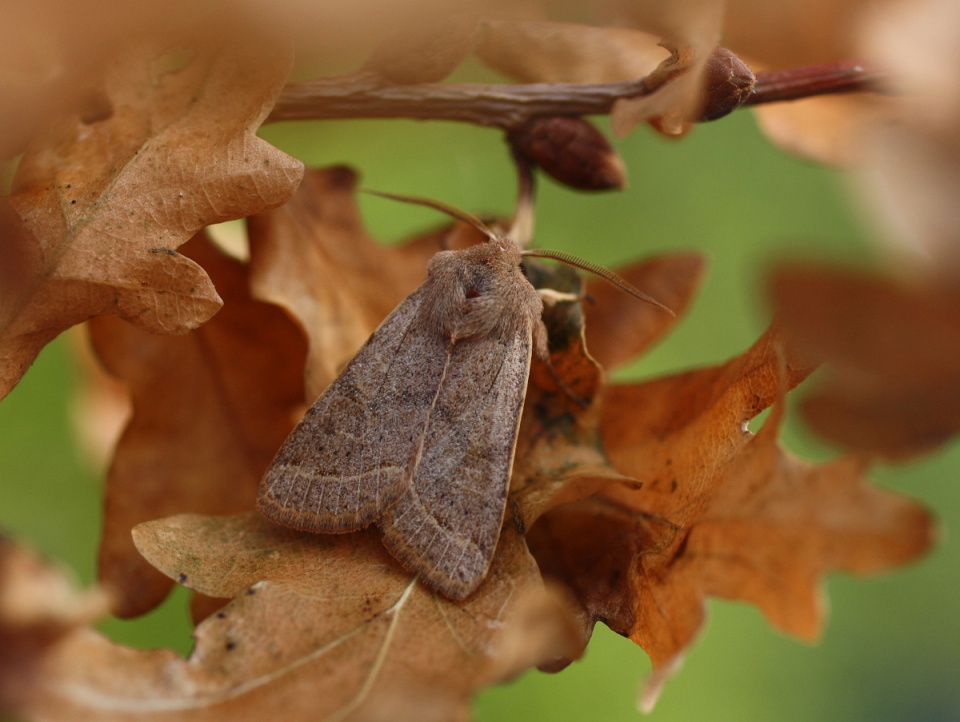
[523,248,675,315]
[363,189,498,242]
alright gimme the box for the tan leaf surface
[90,233,308,618]
[723,0,875,67]
[529,321,932,705]
[750,93,898,167]
[771,264,960,458]
[716,0,895,164]
[0,36,303,400]
[474,14,721,138]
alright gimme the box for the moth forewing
[257,285,439,532]
[379,308,538,599]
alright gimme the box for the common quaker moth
[258,192,668,599]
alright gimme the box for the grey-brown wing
[378,323,534,599]
[258,285,448,533]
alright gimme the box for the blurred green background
[2,104,958,721]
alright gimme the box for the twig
[268,71,658,130]
[268,61,886,130]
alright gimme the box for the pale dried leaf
[751,92,896,166]
[33,512,586,722]
[611,0,724,137]
[724,0,872,67]
[476,20,666,83]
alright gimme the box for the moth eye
[465,287,482,300]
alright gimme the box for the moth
[258,192,667,599]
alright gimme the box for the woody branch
[268,58,884,130]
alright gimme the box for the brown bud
[363,15,480,85]
[511,117,627,192]
[697,47,756,122]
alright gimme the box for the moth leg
[537,288,580,305]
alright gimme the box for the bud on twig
[510,116,626,191]
[697,47,756,122]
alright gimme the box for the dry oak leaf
[530,321,933,707]
[0,535,108,716]
[0,36,303,400]
[247,165,489,399]
[3,517,571,721]
[90,232,308,619]
[771,263,960,458]
[714,0,895,165]
[30,512,592,722]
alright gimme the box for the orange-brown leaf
[0,37,302,400]
[529,320,930,703]
[90,234,308,618]
[4,516,577,722]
